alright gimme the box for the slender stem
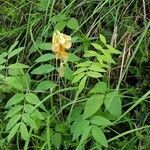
[30,87,77,114]
[68,91,80,123]
[114,90,150,123]
[116,22,150,91]
[108,125,150,142]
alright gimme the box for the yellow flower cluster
[52,30,71,62]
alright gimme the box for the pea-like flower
[52,30,71,61]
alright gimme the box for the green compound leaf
[67,18,79,30]
[20,122,30,141]
[31,64,55,75]
[52,133,62,149]
[71,115,89,140]
[35,53,55,62]
[5,105,23,119]
[91,116,112,126]
[7,123,20,142]
[35,80,57,91]
[6,114,22,131]
[5,93,25,108]
[72,72,85,83]
[92,125,108,147]
[104,91,122,118]
[86,71,103,78]
[84,94,104,119]
[22,113,38,130]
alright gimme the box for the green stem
[116,21,150,91]
[108,125,150,143]
[30,87,77,114]
[68,91,80,123]
[114,90,150,123]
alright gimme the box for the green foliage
[84,94,104,119]
[5,93,25,108]
[35,80,57,91]
[71,115,90,140]
[35,53,55,63]
[67,18,79,30]
[31,64,55,75]
[7,123,20,142]
[92,125,108,147]
[72,34,121,84]
[91,116,112,126]
[52,133,62,149]
[1,0,149,149]
[0,33,122,149]
[104,91,122,118]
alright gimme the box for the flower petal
[61,49,68,61]
[52,30,71,61]
[64,42,71,49]
[52,43,60,52]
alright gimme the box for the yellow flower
[52,30,71,61]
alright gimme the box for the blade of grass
[116,21,150,91]
[108,125,150,142]
[115,90,150,123]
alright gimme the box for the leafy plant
[1,0,150,149]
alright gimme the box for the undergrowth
[0,0,150,150]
